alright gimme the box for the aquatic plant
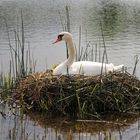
[0,12,36,101]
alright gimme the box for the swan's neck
[64,37,75,67]
[53,36,76,75]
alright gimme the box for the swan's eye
[53,34,64,44]
[58,34,64,41]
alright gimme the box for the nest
[12,70,140,119]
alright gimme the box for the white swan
[53,32,124,76]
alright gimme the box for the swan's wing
[70,61,114,75]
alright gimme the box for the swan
[53,32,124,76]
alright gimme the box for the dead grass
[12,70,140,119]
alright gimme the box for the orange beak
[53,37,61,44]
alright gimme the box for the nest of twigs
[12,70,140,119]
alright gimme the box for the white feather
[53,32,124,76]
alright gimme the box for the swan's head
[53,32,72,43]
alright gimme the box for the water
[0,0,140,139]
[0,0,140,75]
[1,104,140,140]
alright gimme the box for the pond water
[0,0,140,76]
[1,104,140,140]
[0,0,140,139]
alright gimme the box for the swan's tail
[114,64,124,71]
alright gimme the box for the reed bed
[0,12,36,100]
[12,70,140,119]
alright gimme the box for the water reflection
[1,103,140,139]
[1,106,140,140]
[98,1,124,36]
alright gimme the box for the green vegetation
[0,12,36,101]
